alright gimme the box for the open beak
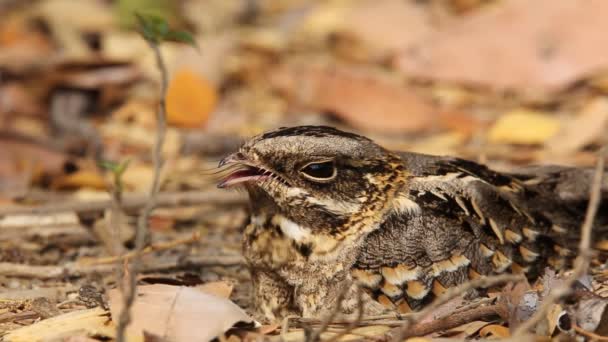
[217,153,270,188]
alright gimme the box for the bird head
[218,126,406,235]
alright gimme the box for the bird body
[217,126,608,321]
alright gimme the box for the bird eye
[299,160,337,181]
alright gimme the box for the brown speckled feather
[217,126,608,321]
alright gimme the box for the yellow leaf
[479,324,510,338]
[166,68,217,128]
[488,109,560,144]
[52,170,106,190]
[595,240,608,251]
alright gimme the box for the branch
[0,255,244,279]
[0,190,245,216]
[513,147,606,336]
[115,41,169,342]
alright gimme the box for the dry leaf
[479,324,511,338]
[3,307,114,342]
[337,0,433,60]
[395,0,608,92]
[196,281,234,299]
[545,97,608,155]
[108,284,255,342]
[488,109,561,144]
[576,296,608,334]
[166,69,217,128]
[52,170,106,190]
[280,326,391,342]
[271,63,437,134]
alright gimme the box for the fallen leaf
[166,68,217,128]
[271,62,437,134]
[336,0,433,60]
[576,295,608,334]
[545,304,564,336]
[488,109,561,144]
[3,307,114,342]
[395,0,608,92]
[52,170,107,190]
[280,326,391,342]
[108,284,255,342]
[479,324,511,338]
[196,281,234,299]
[545,97,608,155]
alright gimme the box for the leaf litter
[0,0,608,341]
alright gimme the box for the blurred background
[1,0,608,338]
[2,0,608,198]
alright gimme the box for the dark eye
[299,160,337,181]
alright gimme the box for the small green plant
[99,159,131,195]
[135,12,198,49]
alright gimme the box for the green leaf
[165,30,199,50]
[134,12,171,43]
[135,12,159,42]
[98,160,121,173]
[98,159,130,175]
[115,159,131,176]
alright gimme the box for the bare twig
[513,147,606,336]
[79,232,201,266]
[324,285,365,342]
[400,303,500,338]
[115,42,169,342]
[307,281,353,342]
[0,255,244,279]
[0,190,245,216]
[389,273,525,342]
[573,323,608,341]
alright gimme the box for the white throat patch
[272,215,312,242]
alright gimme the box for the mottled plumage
[217,125,608,322]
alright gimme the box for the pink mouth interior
[218,168,269,188]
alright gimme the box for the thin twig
[0,255,244,279]
[115,42,169,342]
[325,285,365,342]
[573,323,608,341]
[513,147,606,336]
[401,304,500,338]
[79,232,201,266]
[307,281,353,342]
[0,190,245,216]
[389,273,525,342]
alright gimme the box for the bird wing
[353,152,605,311]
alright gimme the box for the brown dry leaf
[196,281,234,299]
[0,135,69,196]
[479,324,511,339]
[3,307,115,342]
[166,69,218,128]
[108,284,254,342]
[337,0,433,60]
[545,304,564,336]
[51,170,106,191]
[280,325,391,342]
[545,97,608,155]
[271,63,437,134]
[575,295,608,334]
[395,0,608,92]
[488,109,561,144]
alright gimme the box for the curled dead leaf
[108,284,255,342]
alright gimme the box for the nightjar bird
[217,125,608,321]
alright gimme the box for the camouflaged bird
[217,125,608,322]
